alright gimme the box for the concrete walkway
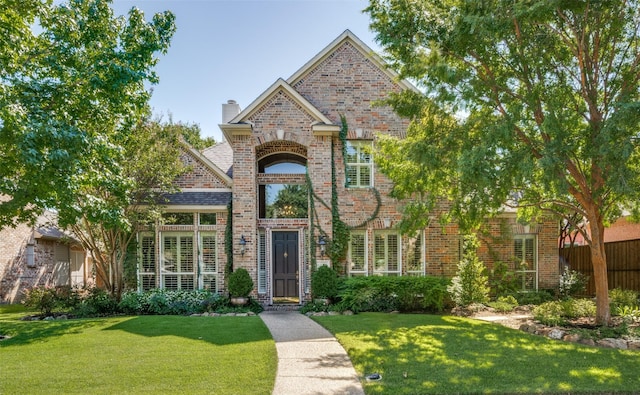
[260,311,365,395]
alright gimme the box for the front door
[272,231,299,299]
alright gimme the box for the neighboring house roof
[160,191,231,207]
[202,141,234,177]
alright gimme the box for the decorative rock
[224,313,236,317]
[519,323,538,334]
[548,328,566,340]
[236,313,248,317]
[211,313,221,317]
[44,316,55,321]
[247,312,256,316]
[342,310,354,315]
[190,313,201,317]
[627,340,640,350]
[597,338,628,349]
[578,338,596,347]
[563,333,581,343]
[58,315,68,320]
[328,311,340,316]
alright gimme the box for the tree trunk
[588,218,611,325]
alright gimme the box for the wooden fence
[559,239,640,296]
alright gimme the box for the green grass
[314,312,640,394]
[0,305,276,394]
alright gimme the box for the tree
[367,0,640,324]
[268,184,308,218]
[0,0,175,228]
[67,119,186,300]
[177,120,216,150]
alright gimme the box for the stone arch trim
[255,141,308,162]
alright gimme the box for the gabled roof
[227,78,334,125]
[287,29,419,93]
[180,140,233,187]
[202,141,234,177]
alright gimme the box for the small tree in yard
[368,0,640,324]
[447,234,490,307]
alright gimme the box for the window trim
[373,231,402,276]
[406,231,425,276]
[345,141,374,188]
[513,234,538,291]
[348,231,368,276]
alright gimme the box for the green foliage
[225,202,233,275]
[487,295,518,313]
[609,288,639,312]
[489,261,519,297]
[267,184,308,218]
[74,287,119,317]
[22,286,60,316]
[311,265,340,300]
[228,268,253,297]
[177,121,215,149]
[336,276,450,313]
[0,0,176,227]
[615,305,640,324]
[447,234,490,307]
[367,0,640,324]
[558,267,589,298]
[533,298,596,326]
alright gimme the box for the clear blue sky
[110,0,379,142]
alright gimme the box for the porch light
[318,236,326,256]
[239,235,247,256]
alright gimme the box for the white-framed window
[406,231,425,276]
[514,234,537,291]
[346,141,373,188]
[348,231,368,276]
[373,231,401,276]
[258,231,267,294]
[138,233,156,290]
[161,232,195,290]
[200,232,217,292]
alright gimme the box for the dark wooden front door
[273,231,298,298]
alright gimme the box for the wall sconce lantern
[318,236,326,256]
[239,235,247,256]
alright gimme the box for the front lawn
[0,305,276,394]
[314,312,640,394]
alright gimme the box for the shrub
[533,301,567,326]
[533,298,596,326]
[489,261,519,297]
[75,287,118,317]
[23,286,59,316]
[487,295,519,313]
[616,305,640,324]
[311,265,340,301]
[336,276,449,313]
[558,267,589,298]
[609,288,639,313]
[228,268,253,297]
[447,234,489,307]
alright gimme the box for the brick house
[136,30,560,305]
[0,209,90,303]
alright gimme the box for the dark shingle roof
[160,192,231,206]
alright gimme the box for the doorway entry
[272,231,299,303]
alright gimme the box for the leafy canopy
[0,0,176,228]
[368,0,640,232]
